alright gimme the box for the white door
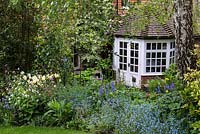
[118,41,139,87]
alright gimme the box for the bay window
[145,42,167,73]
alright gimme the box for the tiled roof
[114,16,175,39]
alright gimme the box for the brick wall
[113,0,147,15]
[141,75,164,86]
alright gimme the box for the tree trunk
[174,0,196,77]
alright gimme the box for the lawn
[0,126,86,134]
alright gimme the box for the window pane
[130,65,133,72]
[157,43,161,49]
[124,42,127,48]
[152,52,156,58]
[120,49,123,55]
[146,67,150,72]
[131,43,134,49]
[157,59,161,65]
[162,67,166,72]
[147,43,151,50]
[135,59,138,65]
[124,50,127,56]
[157,52,161,58]
[170,42,173,49]
[151,59,156,66]
[146,53,151,58]
[156,67,160,72]
[170,52,172,57]
[120,64,123,69]
[172,58,175,63]
[152,43,156,50]
[135,66,138,72]
[162,59,166,65]
[163,43,167,49]
[162,52,166,58]
[135,43,139,50]
[146,59,150,66]
[124,64,127,70]
[120,57,123,62]
[131,58,134,64]
[131,51,134,57]
[124,57,127,63]
[135,51,138,57]
[120,42,123,48]
[151,67,155,72]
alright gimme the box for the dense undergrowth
[0,62,200,133]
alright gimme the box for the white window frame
[130,42,139,73]
[169,42,176,64]
[144,41,174,74]
[119,41,128,71]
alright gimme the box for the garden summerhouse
[113,19,176,87]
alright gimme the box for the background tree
[33,0,116,73]
[0,0,36,79]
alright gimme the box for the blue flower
[170,82,175,89]
[164,85,170,90]
[156,86,161,94]
[110,81,115,92]
[99,86,104,96]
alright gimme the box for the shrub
[86,94,130,134]
[0,97,14,126]
[6,72,60,125]
[181,47,200,133]
[156,90,185,120]
[42,99,73,126]
[115,103,186,134]
[148,64,183,94]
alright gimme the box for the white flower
[42,76,46,81]
[20,71,25,75]
[38,75,42,79]
[32,76,39,84]
[27,73,31,78]
[23,75,27,81]
[54,73,59,78]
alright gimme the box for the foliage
[74,68,96,83]
[32,0,116,73]
[43,99,73,127]
[85,85,186,134]
[156,90,188,129]
[148,64,183,93]
[115,103,186,134]
[0,0,36,73]
[180,46,200,133]
[5,72,60,125]
[0,97,14,126]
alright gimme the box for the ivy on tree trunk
[174,0,196,77]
